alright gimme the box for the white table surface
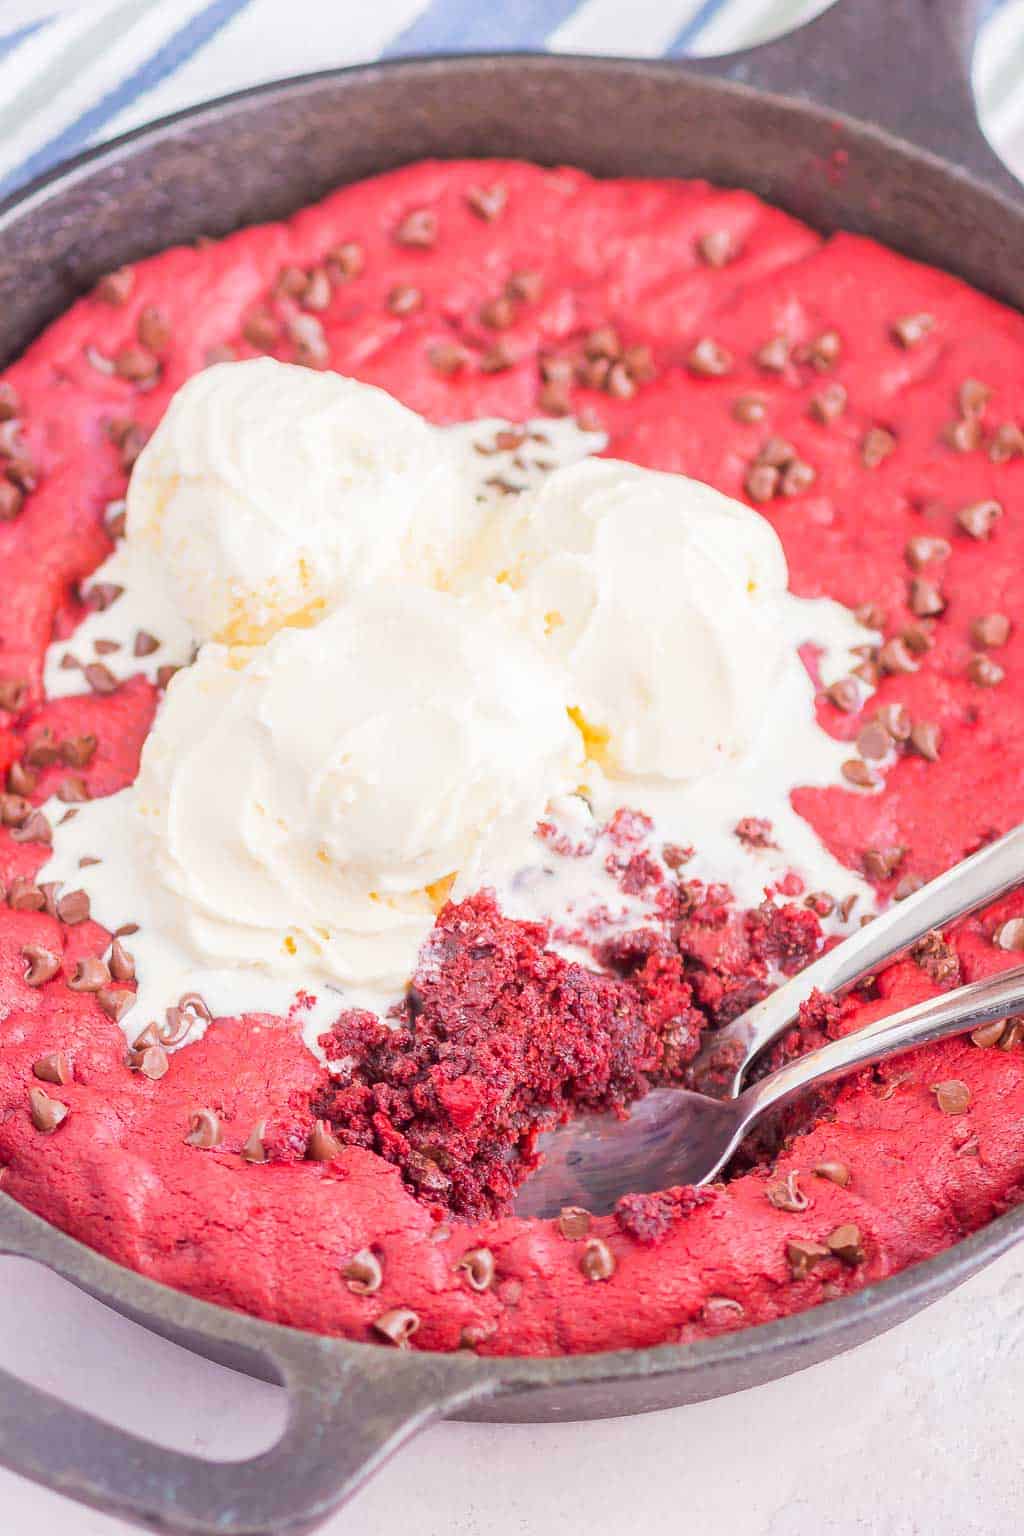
[3,3,1024,1533]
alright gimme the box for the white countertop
[0,1238,1022,1535]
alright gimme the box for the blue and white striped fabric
[0,0,1022,201]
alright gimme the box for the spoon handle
[700,822,1024,1094]
[738,960,1024,1129]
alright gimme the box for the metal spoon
[692,821,1024,1098]
[513,960,1024,1217]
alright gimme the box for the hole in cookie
[0,1258,285,1460]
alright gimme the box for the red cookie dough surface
[1,160,1024,1355]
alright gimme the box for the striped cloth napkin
[0,0,1021,201]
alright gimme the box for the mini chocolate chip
[989,422,1024,463]
[67,956,110,993]
[808,381,847,424]
[813,1161,851,1187]
[137,306,170,353]
[862,426,896,468]
[0,676,27,713]
[7,877,44,912]
[274,265,308,299]
[343,1249,382,1294]
[732,393,767,424]
[61,734,97,768]
[932,1079,971,1115]
[108,939,135,982]
[765,1170,809,1212]
[892,312,934,348]
[466,183,507,221]
[780,458,816,497]
[863,845,905,880]
[327,242,364,280]
[114,344,158,383]
[241,1118,269,1163]
[33,1052,71,1087]
[0,793,29,827]
[756,436,797,467]
[905,535,952,570]
[242,308,278,350]
[605,361,636,399]
[95,267,135,305]
[806,329,842,370]
[697,229,735,267]
[908,720,941,761]
[805,891,835,917]
[373,1307,420,1347]
[786,1238,831,1279]
[876,702,912,741]
[455,1247,495,1291]
[967,653,1005,687]
[185,1109,221,1148]
[579,1237,616,1281]
[387,284,422,316]
[959,378,991,417]
[25,727,59,767]
[97,987,134,1023]
[156,665,181,690]
[970,613,1010,648]
[83,662,118,695]
[22,945,60,987]
[307,1119,342,1161]
[479,340,515,373]
[301,268,332,312]
[557,1206,591,1239]
[972,1019,1007,1049]
[428,341,468,377]
[957,499,1002,540]
[878,637,918,675]
[826,1223,865,1265]
[912,931,960,987]
[479,295,516,330]
[40,882,62,918]
[744,463,779,503]
[0,481,23,520]
[994,918,1024,952]
[944,415,982,452]
[289,313,328,368]
[133,630,160,658]
[129,1044,169,1080]
[57,889,90,925]
[505,269,542,303]
[842,759,878,789]
[687,338,733,377]
[826,678,860,714]
[909,577,945,617]
[29,1087,68,1133]
[10,810,51,844]
[856,721,891,760]
[755,335,789,372]
[395,209,436,247]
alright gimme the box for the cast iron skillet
[0,1,1022,1531]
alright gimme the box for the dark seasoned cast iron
[0,2,1021,1530]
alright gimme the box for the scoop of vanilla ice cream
[132,588,585,990]
[126,359,473,644]
[484,458,793,783]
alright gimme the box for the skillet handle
[684,0,1021,197]
[0,1196,488,1536]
